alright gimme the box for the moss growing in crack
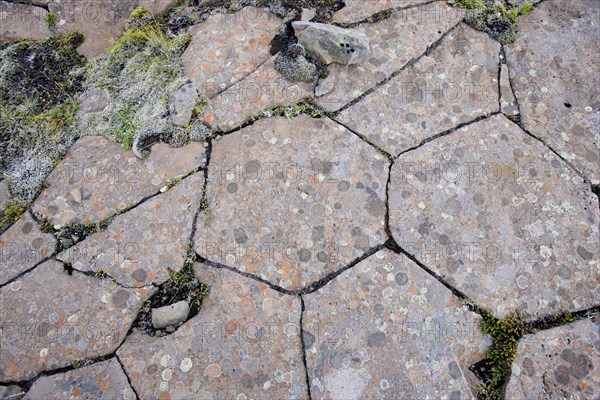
[453,0,520,45]
[166,177,181,189]
[254,98,331,121]
[519,2,534,15]
[45,12,57,29]
[0,200,27,229]
[78,7,193,158]
[38,218,55,234]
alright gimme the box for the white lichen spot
[263,380,272,390]
[39,348,48,357]
[512,363,521,376]
[405,359,414,369]
[180,358,193,372]
[68,314,78,323]
[162,368,173,381]
[380,379,390,390]
[160,354,171,367]
[160,381,169,391]
[539,245,552,260]
[418,202,426,210]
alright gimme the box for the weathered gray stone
[389,114,600,318]
[32,136,204,227]
[47,0,178,59]
[77,88,109,115]
[332,0,433,23]
[292,21,370,66]
[304,249,490,399]
[506,0,600,184]
[507,0,541,7]
[169,83,198,126]
[336,24,500,155]
[500,62,519,116]
[506,319,599,399]
[0,213,56,285]
[0,180,10,212]
[24,359,136,400]
[152,300,190,329]
[182,7,282,98]
[117,262,306,399]
[57,173,203,288]
[0,260,150,382]
[0,385,24,400]
[201,57,315,132]
[194,115,388,290]
[301,8,316,21]
[0,1,50,42]
[317,2,463,112]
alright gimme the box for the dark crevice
[299,296,313,400]
[209,57,271,99]
[328,117,394,160]
[497,46,504,112]
[336,0,440,28]
[503,50,523,118]
[299,242,387,294]
[56,259,157,290]
[331,21,461,116]
[383,159,395,240]
[394,111,500,160]
[591,184,600,204]
[115,354,141,400]
[530,305,600,332]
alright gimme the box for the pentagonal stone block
[336,24,499,156]
[506,0,600,184]
[506,319,599,399]
[389,114,599,319]
[303,249,490,399]
[194,115,388,291]
[117,262,306,399]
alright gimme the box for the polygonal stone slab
[58,173,204,288]
[506,319,599,399]
[202,57,315,132]
[0,260,150,382]
[0,1,50,42]
[337,24,500,156]
[318,1,463,112]
[182,7,281,99]
[194,115,388,291]
[303,249,490,399]
[0,213,56,285]
[24,358,136,400]
[332,0,432,23]
[32,136,204,227]
[389,114,600,318]
[505,0,600,184]
[117,262,306,399]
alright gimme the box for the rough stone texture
[505,0,600,184]
[500,62,519,116]
[202,57,315,132]
[304,249,490,399]
[337,24,499,155]
[332,0,433,23]
[182,7,281,99]
[169,83,198,126]
[0,260,149,382]
[0,1,50,42]
[508,0,542,7]
[57,173,203,288]
[47,0,178,59]
[117,262,306,399]
[77,88,109,115]
[152,300,190,329]
[0,180,10,212]
[0,213,56,285]
[506,319,600,399]
[317,2,463,112]
[24,358,136,400]
[32,136,204,227]
[194,115,388,291]
[0,385,24,399]
[292,21,370,66]
[389,114,600,318]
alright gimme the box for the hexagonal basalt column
[389,114,599,319]
[194,115,388,291]
[303,249,490,399]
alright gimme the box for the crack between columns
[497,47,504,112]
[115,354,141,400]
[328,117,394,160]
[299,295,313,400]
[335,0,440,28]
[56,258,158,290]
[207,57,271,100]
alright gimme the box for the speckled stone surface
[0,1,50,42]
[117,262,306,399]
[194,115,388,291]
[332,0,433,23]
[317,1,463,112]
[57,173,203,288]
[389,114,600,318]
[506,318,600,399]
[506,0,600,185]
[303,249,489,399]
[0,213,56,285]
[337,25,500,156]
[24,358,136,400]
[202,57,315,132]
[182,7,282,99]
[32,136,204,227]
[0,260,149,382]
[46,0,178,59]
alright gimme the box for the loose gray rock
[292,21,370,66]
[77,88,109,115]
[169,83,198,126]
[315,72,335,97]
[152,300,190,329]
